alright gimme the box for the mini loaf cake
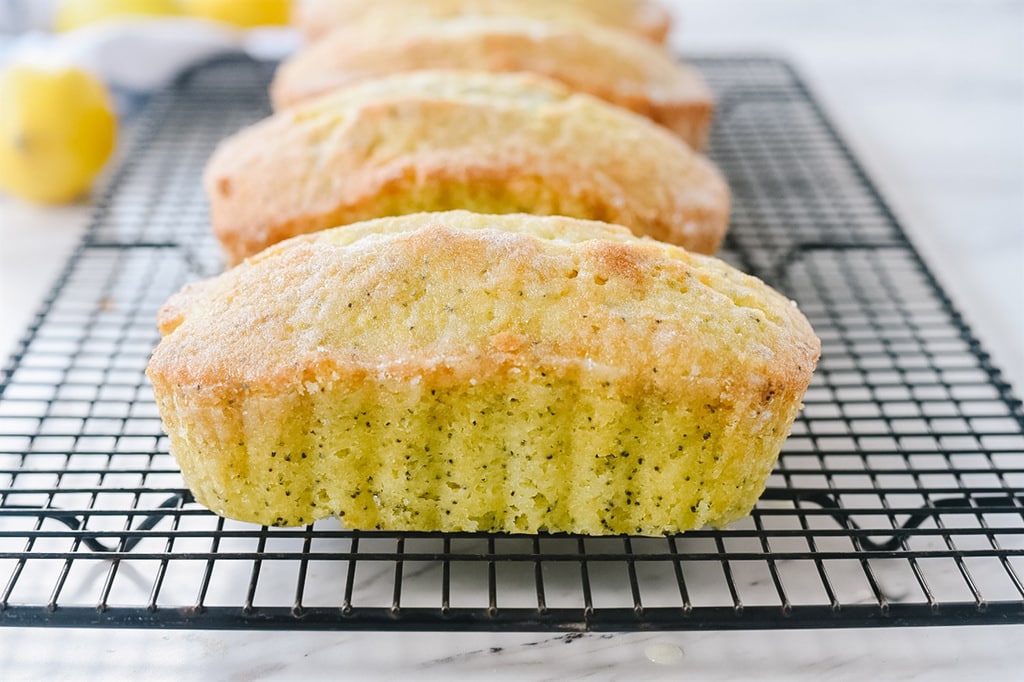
[271,15,713,149]
[206,71,730,265]
[148,211,820,535]
[294,0,672,45]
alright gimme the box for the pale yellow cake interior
[149,212,819,534]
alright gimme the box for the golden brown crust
[158,212,817,394]
[206,71,729,265]
[294,0,672,44]
[148,212,820,534]
[272,15,711,148]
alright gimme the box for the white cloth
[0,18,299,91]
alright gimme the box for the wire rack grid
[1,56,1022,632]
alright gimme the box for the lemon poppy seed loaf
[294,0,672,44]
[271,15,713,149]
[206,71,729,265]
[147,212,820,535]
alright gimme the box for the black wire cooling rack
[1,56,1023,632]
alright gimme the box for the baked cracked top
[151,211,818,404]
[206,71,729,264]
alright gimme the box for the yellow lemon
[54,0,182,32]
[0,65,117,204]
[181,0,291,27]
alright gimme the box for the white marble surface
[679,0,1024,398]
[1,626,1023,681]
[1,1,1023,679]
